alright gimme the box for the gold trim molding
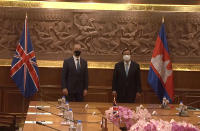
[1,59,200,71]
[1,0,200,12]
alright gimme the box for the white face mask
[123,55,131,61]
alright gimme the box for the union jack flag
[10,15,39,98]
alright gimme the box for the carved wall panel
[1,7,200,63]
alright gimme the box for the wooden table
[23,101,200,131]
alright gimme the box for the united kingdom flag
[10,15,39,98]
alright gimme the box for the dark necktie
[77,59,80,71]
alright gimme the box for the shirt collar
[73,55,80,60]
[124,60,131,65]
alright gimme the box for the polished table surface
[23,101,200,131]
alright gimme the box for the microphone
[36,121,61,131]
[36,107,101,124]
[37,107,77,123]
[173,93,200,110]
[37,90,101,116]
[186,100,200,110]
[37,93,100,115]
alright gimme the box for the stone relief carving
[97,21,120,54]
[0,19,20,52]
[1,8,200,62]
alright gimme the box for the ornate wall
[1,3,200,63]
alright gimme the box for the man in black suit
[112,48,142,103]
[62,44,88,102]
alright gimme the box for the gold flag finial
[25,12,28,19]
[162,17,164,23]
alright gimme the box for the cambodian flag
[148,22,174,103]
[10,15,39,98]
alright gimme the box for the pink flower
[133,106,152,121]
[130,119,200,131]
[105,106,134,129]
[106,105,200,131]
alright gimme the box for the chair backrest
[0,112,16,131]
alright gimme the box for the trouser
[66,93,83,102]
[117,95,136,103]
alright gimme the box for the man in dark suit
[112,48,142,103]
[62,44,88,102]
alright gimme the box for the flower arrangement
[105,106,134,129]
[129,119,200,131]
[105,104,200,131]
[130,119,171,131]
[133,105,152,121]
[171,119,200,131]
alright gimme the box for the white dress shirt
[73,55,81,69]
[124,61,131,72]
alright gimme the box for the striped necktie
[125,63,129,77]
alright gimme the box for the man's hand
[136,92,141,98]
[136,92,142,101]
[83,89,88,96]
[135,92,142,103]
[112,91,117,97]
[62,88,68,96]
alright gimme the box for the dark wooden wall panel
[173,71,200,89]
[0,89,2,112]
[3,89,23,112]
[1,87,29,113]
[39,86,63,101]
[84,86,112,102]
[88,69,113,86]
[1,66,200,113]
[39,67,62,85]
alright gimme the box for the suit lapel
[127,61,133,78]
[121,62,127,78]
[80,58,84,71]
[70,57,77,71]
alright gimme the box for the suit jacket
[112,60,142,102]
[62,57,88,94]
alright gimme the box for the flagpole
[22,13,27,131]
